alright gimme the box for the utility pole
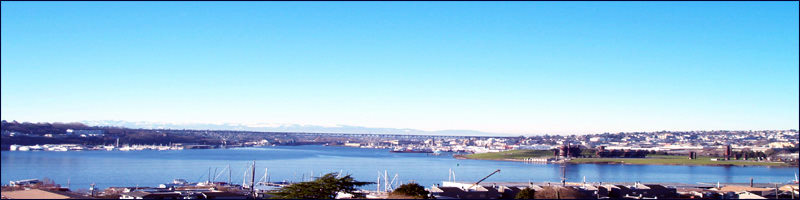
[561,165,567,186]
[556,187,560,199]
[775,183,779,199]
[89,183,96,197]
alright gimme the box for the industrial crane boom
[467,169,501,190]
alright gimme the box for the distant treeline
[1,121,90,135]
[0,120,308,150]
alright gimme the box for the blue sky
[1,2,798,135]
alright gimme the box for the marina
[2,145,797,191]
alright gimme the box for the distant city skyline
[2,2,798,135]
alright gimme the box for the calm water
[2,145,797,190]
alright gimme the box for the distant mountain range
[81,120,515,137]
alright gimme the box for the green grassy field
[568,156,790,166]
[464,150,792,167]
[463,150,554,160]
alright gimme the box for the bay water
[2,145,797,190]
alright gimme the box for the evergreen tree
[390,183,431,199]
[271,173,372,199]
[515,187,536,199]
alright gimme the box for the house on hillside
[429,185,503,199]
[716,185,776,197]
[120,191,182,199]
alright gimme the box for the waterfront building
[200,191,248,199]
[9,179,41,187]
[429,185,505,199]
[120,189,247,199]
[716,185,777,197]
[71,129,105,137]
[344,142,361,147]
[599,183,678,199]
[120,191,183,199]
[736,191,768,199]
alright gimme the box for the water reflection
[2,146,798,190]
[723,166,733,183]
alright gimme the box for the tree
[515,187,536,199]
[33,177,59,189]
[533,186,590,199]
[390,183,430,199]
[271,173,372,199]
[568,146,582,158]
[756,151,767,158]
[764,149,776,157]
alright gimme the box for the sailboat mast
[259,168,268,183]
[213,168,218,182]
[243,165,249,187]
[250,161,256,197]
[390,174,398,190]
[376,173,381,193]
[448,169,452,182]
[384,170,388,192]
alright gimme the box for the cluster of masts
[206,161,404,194]
[376,170,400,193]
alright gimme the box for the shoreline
[454,154,797,168]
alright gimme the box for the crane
[466,169,501,190]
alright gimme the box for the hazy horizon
[2,2,798,135]
[0,119,796,137]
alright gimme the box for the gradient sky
[1,2,798,135]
